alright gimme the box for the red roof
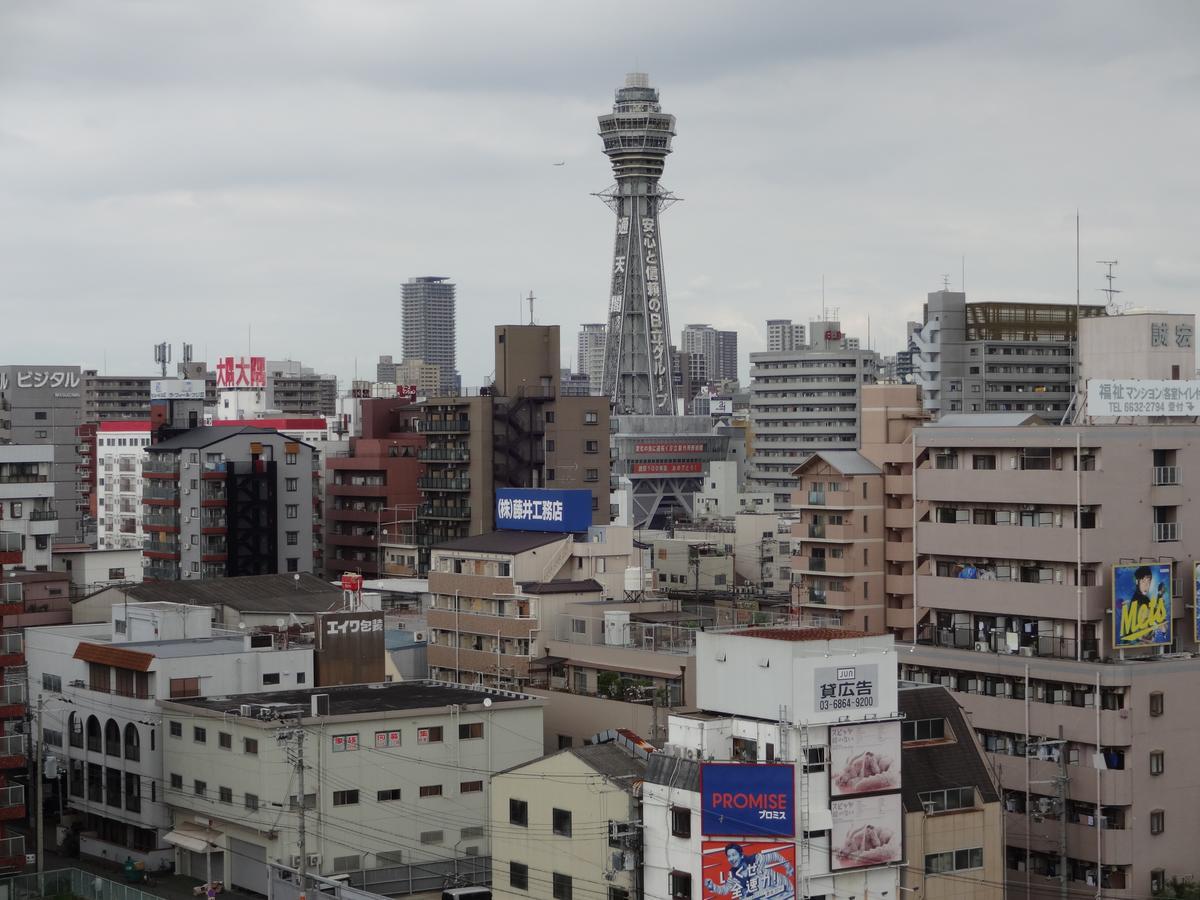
[74,643,155,672]
[98,421,151,432]
[212,418,326,430]
[736,627,873,642]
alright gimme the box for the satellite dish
[483,698,493,708]
[276,618,286,629]
[237,623,246,631]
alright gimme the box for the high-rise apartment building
[747,323,879,507]
[680,323,738,385]
[375,354,397,384]
[265,360,337,418]
[598,73,678,414]
[402,276,457,394]
[767,319,806,352]
[908,290,1105,418]
[715,328,738,382]
[576,323,607,395]
[395,358,442,397]
[0,444,58,570]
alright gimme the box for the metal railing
[143,510,180,528]
[143,457,180,475]
[142,483,179,501]
[202,461,226,473]
[422,419,471,432]
[0,532,20,553]
[0,582,20,604]
[28,509,58,522]
[1153,466,1179,486]
[1154,522,1179,543]
[144,540,180,555]
[202,564,226,578]
[0,633,22,655]
[555,618,697,655]
[419,504,471,520]
[144,563,180,580]
[203,539,228,555]
[418,448,470,463]
[419,476,471,491]
[201,512,227,529]
[1,868,163,900]
[807,491,826,505]
[0,835,24,863]
[0,734,23,757]
[202,483,227,501]
[807,588,827,605]
[0,683,26,705]
[0,784,24,808]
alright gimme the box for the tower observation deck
[598,73,679,415]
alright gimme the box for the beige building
[490,731,648,900]
[395,358,442,397]
[899,683,1003,900]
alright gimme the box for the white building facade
[96,422,152,551]
[0,444,57,571]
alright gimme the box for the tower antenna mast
[1097,259,1121,313]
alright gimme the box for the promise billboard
[700,763,795,837]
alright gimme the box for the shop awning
[529,655,567,670]
[162,825,222,854]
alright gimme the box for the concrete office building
[402,276,458,394]
[642,626,903,900]
[376,355,397,384]
[893,417,1200,896]
[597,73,678,415]
[898,683,1004,900]
[747,323,879,508]
[82,366,218,423]
[681,324,737,384]
[142,426,316,581]
[27,603,313,866]
[908,290,1105,418]
[766,319,806,353]
[418,325,611,554]
[576,323,607,396]
[395,358,442,397]
[0,444,58,570]
[0,365,85,541]
[266,360,337,418]
[490,731,650,900]
[160,682,543,889]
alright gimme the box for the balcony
[201,563,226,579]
[0,582,21,615]
[0,784,25,820]
[1153,522,1178,543]
[418,448,470,463]
[143,540,180,559]
[806,588,827,605]
[143,458,180,477]
[419,504,471,521]
[201,483,227,504]
[202,539,227,561]
[423,419,471,433]
[0,733,23,767]
[806,491,826,506]
[0,682,26,715]
[0,633,23,667]
[0,836,23,869]
[200,512,227,532]
[916,574,1108,620]
[143,510,180,530]
[419,476,471,491]
[201,461,227,478]
[144,562,180,581]
[327,482,388,497]
[142,484,180,504]
[918,521,1084,562]
[1152,465,1179,486]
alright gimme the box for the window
[558,734,574,750]
[585,440,599,453]
[669,871,692,900]
[1152,870,1166,894]
[1150,750,1165,775]
[925,848,983,873]
[245,793,259,811]
[1150,809,1164,835]
[194,780,207,797]
[419,784,442,798]
[219,787,233,804]
[553,807,572,836]
[510,798,529,827]
[458,722,483,739]
[218,732,232,750]
[286,504,298,519]
[585,468,599,482]
[290,793,317,810]
[418,725,443,743]
[545,411,555,424]
[377,789,402,802]
[34,411,46,420]
[1150,691,1164,717]
[973,454,996,470]
[169,677,200,699]
[460,780,483,793]
[170,773,182,790]
[584,411,598,425]
[244,738,259,755]
[670,806,691,838]
[918,787,975,812]
[42,673,62,692]
[193,726,207,743]
[263,673,281,685]
[509,862,530,890]
[609,890,630,900]
[420,830,444,845]
[285,477,298,492]
[902,718,947,743]
[333,790,360,806]
[332,855,360,874]
[169,721,182,738]
[286,531,298,545]
[553,873,573,900]
[285,452,298,465]
[43,728,63,747]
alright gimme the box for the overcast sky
[2,1,1198,387]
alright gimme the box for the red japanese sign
[631,461,703,475]
[216,356,266,389]
[396,384,418,403]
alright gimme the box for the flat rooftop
[733,626,873,642]
[169,680,536,716]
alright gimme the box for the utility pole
[296,715,308,900]
[35,694,44,877]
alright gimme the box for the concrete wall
[903,802,1004,900]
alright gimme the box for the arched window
[68,712,83,749]
[86,715,101,753]
[124,723,140,762]
[104,719,120,756]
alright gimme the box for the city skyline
[2,2,1197,388]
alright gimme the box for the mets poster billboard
[1112,563,1172,649]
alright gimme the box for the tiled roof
[74,643,155,672]
[433,531,568,554]
[898,683,1000,812]
[518,579,603,595]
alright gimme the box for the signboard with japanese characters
[1086,379,1200,417]
[1149,319,1192,349]
[634,441,705,454]
[314,611,385,686]
[0,367,81,396]
[700,763,795,837]
[396,384,419,403]
[814,664,879,714]
[495,488,593,533]
[216,355,266,389]
[150,379,206,401]
[641,214,671,410]
[375,730,401,749]
[630,461,704,475]
[331,733,359,752]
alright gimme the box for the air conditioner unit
[69,679,85,688]
[1019,646,1035,657]
[183,489,191,496]
[289,855,302,868]
[239,704,253,717]
[974,642,989,652]
[307,854,321,867]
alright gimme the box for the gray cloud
[1,0,1198,385]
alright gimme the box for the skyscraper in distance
[767,319,806,352]
[715,329,738,382]
[598,73,678,414]
[402,276,457,394]
[576,323,607,395]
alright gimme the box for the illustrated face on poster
[830,794,903,871]
[1112,563,1172,648]
[701,841,796,900]
[829,722,901,798]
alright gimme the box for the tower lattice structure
[597,73,680,415]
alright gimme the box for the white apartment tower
[767,319,806,352]
[576,323,607,396]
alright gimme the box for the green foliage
[1155,877,1200,899]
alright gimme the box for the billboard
[700,764,795,837]
[814,663,879,714]
[634,441,705,454]
[710,398,734,415]
[631,461,704,475]
[396,384,418,403]
[1112,563,1172,648]
[830,794,903,871]
[150,379,206,400]
[495,488,593,533]
[216,355,266,389]
[829,722,901,798]
[701,841,796,900]
[314,611,385,686]
[1087,379,1200,417]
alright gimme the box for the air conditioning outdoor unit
[307,854,321,867]
[974,642,988,652]
[239,704,253,717]
[289,855,302,868]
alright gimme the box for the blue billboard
[700,763,795,837]
[495,488,593,533]
[1113,563,1172,648]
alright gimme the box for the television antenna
[153,342,171,377]
[1097,260,1121,313]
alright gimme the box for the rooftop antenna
[941,273,951,291]
[1097,259,1121,313]
[182,343,194,364]
[527,290,536,325]
[961,255,966,293]
[153,342,171,377]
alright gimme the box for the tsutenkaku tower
[598,72,679,415]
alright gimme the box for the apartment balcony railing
[201,563,226,579]
[554,618,697,655]
[807,492,826,506]
[1153,466,1179,486]
[1153,522,1179,543]
[202,539,228,556]
[0,634,23,656]
[142,484,180,501]
[201,512,228,530]
[806,557,827,572]
[808,524,825,539]
[419,504,471,520]
[806,588,828,605]
[0,734,23,758]
[143,511,180,529]
[418,448,470,463]
[418,476,471,491]
[142,458,179,475]
[423,419,471,433]
[0,684,26,706]
[28,509,58,522]
[144,563,180,581]
[143,540,180,555]
[0,533,20,553]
